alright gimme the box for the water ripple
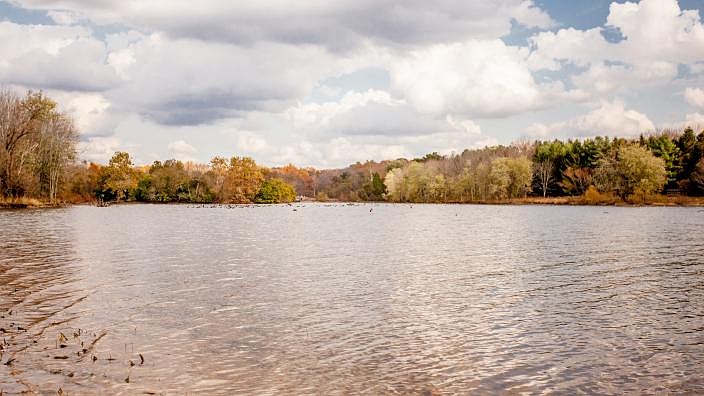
[0,204,703,394]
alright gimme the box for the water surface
[1,204,703,394]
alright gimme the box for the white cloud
[235,132,269,154]
[1,1,701,168]
[47,10,80,25]
[528,27,613,68]
[389,40,546,117]
[571,61,678,96]
[215,90,494,167]
[284,90,401,131]
[526,101,655,137]
[662,112,704,130]
[685,87,704,108]
[283,89,490,140]
[0,22,120,91]
[167,140,198,161]
[107,34,343,125]
[0,21,88,56]
[682,112,704,128]
[530,0,704,70]
[77,136,124,163]
[52,92,117,136]
[527,0,704,105]
[512,0,556,29]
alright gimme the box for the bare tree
[533,159,554,197]
[35,115,78,202]
[0,89,78,201]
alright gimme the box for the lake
[1,204,703,394]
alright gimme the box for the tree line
[2,90,704,206]
[68,152,297,204]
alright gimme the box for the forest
[2,90,704,206]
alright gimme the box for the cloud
[511,0,555,29]
[389,40,549,117]
[662,112,704,130]
[51,92,119,136]
[570,61,678,96]
[685,87,704,109]
[1,1,701,168]
[682,112,704,128]
[12,1,553,49]
[0,21,120,92]
[267,131,494,169]
[530,0,704,69]
[106,34,343,125]
[526,101,655,137]
[167,140,198,161]
[213,90,493,167]
[285,89,450,136]
[283,89,489,139]
[77,136,124,163]
[47,10,80,25]
[526,0,704,104]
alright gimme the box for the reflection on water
[1,204,703,394]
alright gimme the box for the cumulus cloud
[526,0,704,103]
[682,112,704,128]
[685,87,704,109]
[77,136,124,163]
[529,0,704,74]
[267,130,495,169]
[106,34,342,125]
[389,40,546,117]
[167,140,198,161]
[0,21,120,91]
[213,89,493,167]
[526,101,655,137]
[47,10,80,25]
[570,61,678,96]
[0,1,701,168]
[51,92,119,137]
[283,89,488,139]
[662,112,704,130]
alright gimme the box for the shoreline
[3,196,704,209]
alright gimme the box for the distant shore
[0,197,68,209]
[4,195,704,209]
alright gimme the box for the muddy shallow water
[1,204,703,394]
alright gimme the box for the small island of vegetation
[2,89,704,208]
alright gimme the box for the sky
[1,0,703,168]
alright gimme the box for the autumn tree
[488,158,510,199]
[98,152,139,201]
[64,162,102,202]
[35,114,78,201]
[206,156,229,201]
[507,157,533,198]
[361,172,387,201]
[226,156,264,203]
[136,159,190,202]
[560,167,592,195]
[0,90,77,200]
[487,157,531,199]
[254,178,296,203]
[383,167,404,202]
[268,164,314,197]
[594,144,666,200]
